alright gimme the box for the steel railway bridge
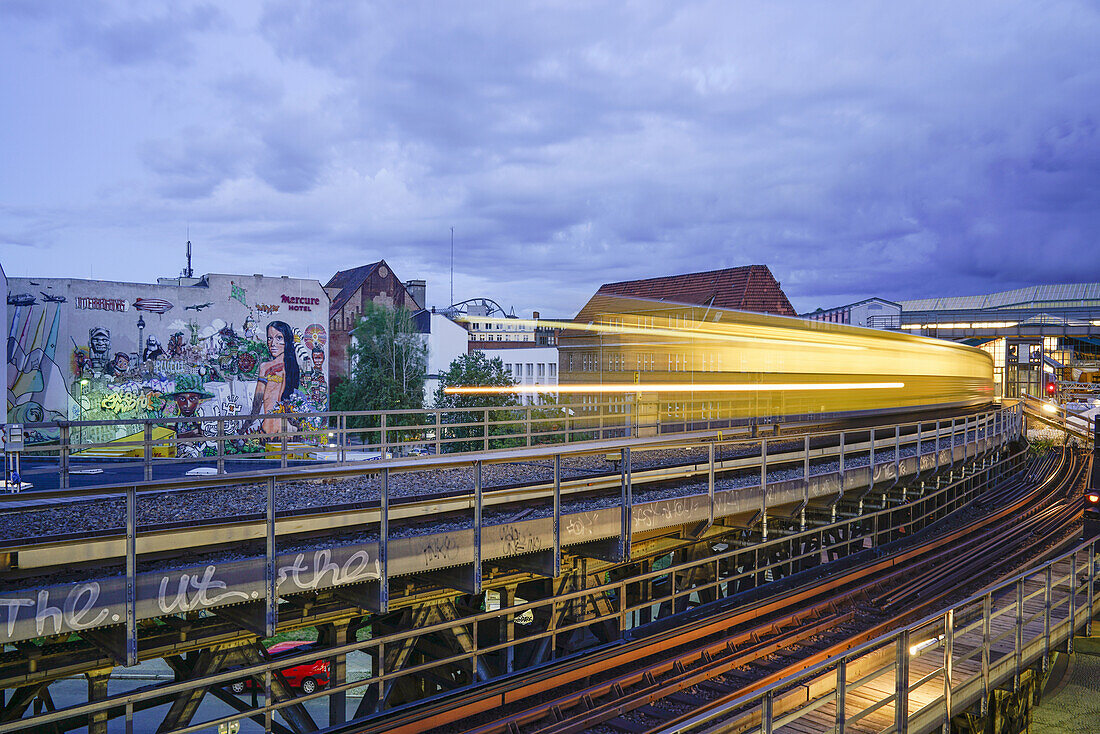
[0,399,1093,734]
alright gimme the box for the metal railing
[664,537,1098,734]
[1021,393,1094,441]
[8,395,984,488]
[0,411,1024,733]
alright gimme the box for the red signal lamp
[1045,381,1057,395]
[1088,493,1099,504]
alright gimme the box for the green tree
[331,303,428,441]
[433,352,524,452]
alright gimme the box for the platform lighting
[909,635,944,656]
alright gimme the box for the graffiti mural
[6,276,329,450]
[6,293,68,440]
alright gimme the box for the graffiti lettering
[564,511,599,537]
[100,391,154,413]
[422,535,460,567]
[76,297,127,312]
[497,525,542,555]
[0,584,114,638]
[635,497,701,529]
[255,304,280,314]
[156,565,252,614]
[276,549,379,591]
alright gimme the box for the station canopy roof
[899,282,1100,313]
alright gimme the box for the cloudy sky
[2,1,1099,316]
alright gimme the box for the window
[526,363,534,377]
[537,363,545,377]
[549,363,556,377]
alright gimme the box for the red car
[230,641,330,695]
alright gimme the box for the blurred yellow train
[451,295,993,424]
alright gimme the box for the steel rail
[651,450,1086,734]
[0,409,1004,572]
[338,447,1061,734]
[488,453,1082,734]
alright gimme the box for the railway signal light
[1046,380,1057,396]
[1088,493,1099,504]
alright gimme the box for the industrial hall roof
[585,265,796,318]
[899,282,1100,313]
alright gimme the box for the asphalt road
[11,457,325,494]
[47,656,373,734]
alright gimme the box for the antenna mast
[449,226,454,306]
[185,237,193,278]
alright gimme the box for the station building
[4,269,330,445]
[894,284,1100,399]
[805,283,1100,399]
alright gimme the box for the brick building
[562,264,797,383]
[324,260,423,384]
[580,264,796,319]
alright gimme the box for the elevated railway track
[0,403,1027,733]
[403,447,1085,734]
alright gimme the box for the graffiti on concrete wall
[6,293,68,441]
[7,283,329,450]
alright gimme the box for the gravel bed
[0,433,992,545]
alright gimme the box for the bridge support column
[86,668,111,734]
[320,620,352,726]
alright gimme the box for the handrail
[0,405,1017,504]
[660,533,1096,733]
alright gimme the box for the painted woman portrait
[249,320,300,434]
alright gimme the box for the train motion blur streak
[453,295,993,422]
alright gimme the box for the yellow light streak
[444,382,906,395]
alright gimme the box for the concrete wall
[6,273,329,447]
[424,313,470,405]
[0,262,6,423]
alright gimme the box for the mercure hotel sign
[281,294,321,312]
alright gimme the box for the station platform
[1032,653,1100,733]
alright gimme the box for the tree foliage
[331,302,427,432]
[433,352,523,452]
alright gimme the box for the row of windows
[565,352,722,372]
[469,322,534,332]
[504,363,557,378]
[807,310,851,324]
